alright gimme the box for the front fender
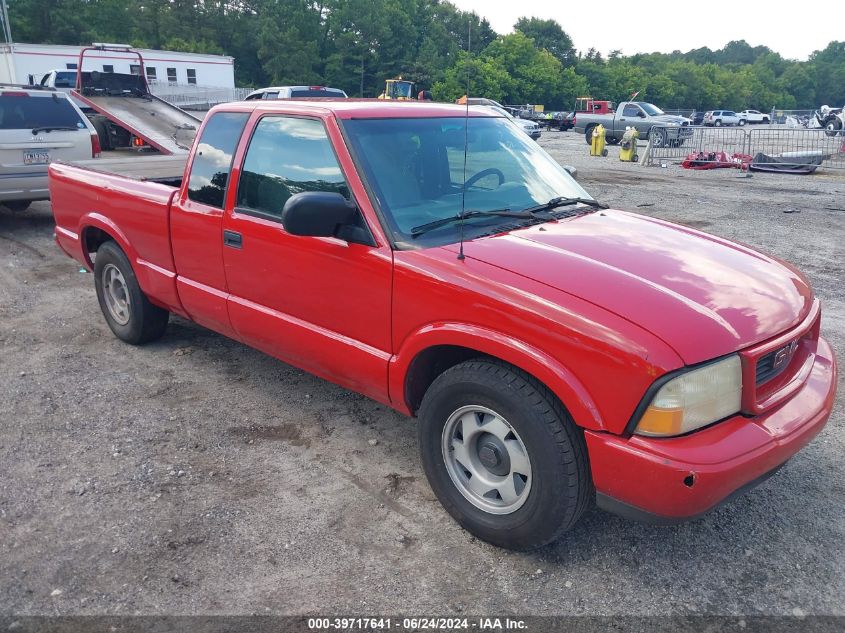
[389,322,605,431]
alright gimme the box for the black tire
[739,119,746,126]
[584,124,596,145]
[4,200,31,212]
[91,116,112,152]
[417,359,592,550]
[823,118,842,137]
[650,127,666,148]
[93,241,168,344]
[605,136,619,145]
[715,119,722,127]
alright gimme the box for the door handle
[223,230,242,249]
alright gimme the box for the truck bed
[70,155,187,187]
[49,160,180,292]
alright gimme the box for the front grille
[756,341,796,386]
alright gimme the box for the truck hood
[651,114,690,125]
[461,210,813,364]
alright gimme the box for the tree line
[9,0,845,111]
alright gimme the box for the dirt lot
[1,130,843,617]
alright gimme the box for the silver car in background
[1,85,99,211]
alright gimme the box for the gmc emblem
[773,340,798,370]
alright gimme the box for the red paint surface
[48,100,838,520]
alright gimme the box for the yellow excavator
[378,77,416,100]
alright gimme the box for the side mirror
[637,111,646,118]
[281,192,373,245]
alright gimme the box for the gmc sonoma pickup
[49,101,837,550]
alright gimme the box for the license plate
[23,150,50,165]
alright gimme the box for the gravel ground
[1,131,843,617]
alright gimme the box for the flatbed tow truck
[63,44,201,154]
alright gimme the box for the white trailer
[0,42,234,89]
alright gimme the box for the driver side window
[235,116,350,221]
[623,104,641,117]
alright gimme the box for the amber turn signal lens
[635,406,685,437]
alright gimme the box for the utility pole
[0,0,16,83]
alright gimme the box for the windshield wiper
[522,196,608,214]
[31,126,79,135]
[410,208,542,238]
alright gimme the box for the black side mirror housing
[281,192,374,245]
[638,111,646,118]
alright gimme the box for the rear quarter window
[0,94,86,130]
[186,112,249,208]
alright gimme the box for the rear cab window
[0,92,86,131]
[186,112,249,208]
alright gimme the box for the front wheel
[824,118,842,137]
[417,359,592,550]
[739,119,746,126]
[94,241,169,344]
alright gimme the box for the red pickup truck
[49,100,837,550]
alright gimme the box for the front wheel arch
[395,332,605,432]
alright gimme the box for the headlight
[634,355,742,437]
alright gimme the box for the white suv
[1,85,99,211]
[703,110,740,127]
[244,86,348,100]
[736,109,770,125]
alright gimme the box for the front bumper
[586,336,837,522]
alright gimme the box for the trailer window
[186,112,249,208]
[103,65,114,73]
[235,116,349,220]
[167,68,177,83]
[187,69,197,85]
[146,67,157,81]
[130,65,140,75]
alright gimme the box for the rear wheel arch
[80,220,135,271]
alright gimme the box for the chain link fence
[150,84,254,110]
[644,125,845,171]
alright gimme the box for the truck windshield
[342,116,592,248]
[640,103,665,116]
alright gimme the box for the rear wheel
[417,359,592,550]
[584,125,596,145]
[4,200,31,212]
[91,116,112,152]
[715,120,722,127]
[739,119,746,126]
[94,241,168,344]
[650,127,667,148]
